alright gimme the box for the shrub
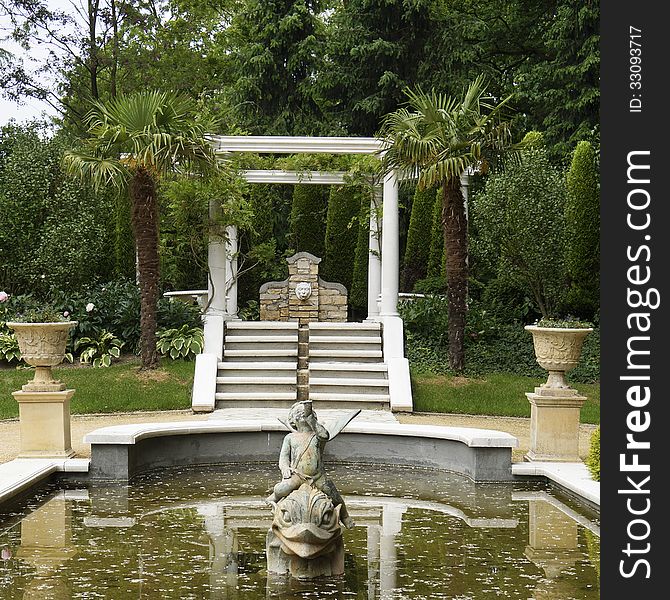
[75,331,124,367]
[290,185,328,257]
[323,185,362,291]
[586,426,600,481]
[402,186,437,290]
[349,197,371,313]
[156,324,204,360]
[427,192,445,278]
[565,140,600,319]
[472,133,568,318]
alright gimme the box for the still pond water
[0,464,599,599]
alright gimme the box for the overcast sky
[1,0,73,126]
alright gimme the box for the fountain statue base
[266,483,345,579]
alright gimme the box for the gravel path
[0,410,597,464]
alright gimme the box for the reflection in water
[0,465,599,599]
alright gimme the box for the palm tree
[64,91,218,369]
[379,75,519,372]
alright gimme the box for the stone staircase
[214,321,390,410]
[308,322,390,409]
[215,321,299,407]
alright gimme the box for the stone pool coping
[0,418,600,512]
[82,419,519,448]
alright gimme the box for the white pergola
[205,135,401,324]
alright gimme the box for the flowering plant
[7,304,72,323]
[534,317,593,329]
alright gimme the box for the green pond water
[0,464,599,599]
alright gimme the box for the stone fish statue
[266,401,360,578]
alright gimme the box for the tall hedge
[350,196,372,314]
[427,191,445,278]
[402,186,438,290]
[290,185,328,257]
[565,140,600,318]
[0,125,115,296]
[323,185,362,291]
[472,133,567,319]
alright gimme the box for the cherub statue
[267,400,358,529]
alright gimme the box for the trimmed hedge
[402,186,438,290]
[323,185,362,291]
[290,185,328,257]
[586,426,600,481]
[427,190,445,278]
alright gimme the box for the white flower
[0,291,8,303]
[86,302,95,313]
[40,274,45,279]
[63,311,70,318]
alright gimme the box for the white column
[225,225,238,319]
[379,172,399,317]
[207,198,227,317]
[379,503,405,598]
[366,187,382,321]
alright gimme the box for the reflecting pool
[0,464,599,599]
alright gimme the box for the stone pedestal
[13,389,75,458]
[525,387,585,462]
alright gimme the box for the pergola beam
[242,170,350,185]
[209,135,385,155]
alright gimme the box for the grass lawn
[411,370,600,424]
[1,357,599,425]
[0,357,194,420]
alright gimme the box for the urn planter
[6,321,78,458]
[7,321,77,392]
[523,325,593,462]
[524,325,593,390]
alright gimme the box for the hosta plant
[156,325,204,360]
[0,332,21,363]
[75,331,124,368]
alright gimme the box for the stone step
[224,335,298,343]
[218,362,297,370]
[309,365,388,380]
[226,321,299,330]
[309,336,381,344]
[308,377,389,387]
[308,349,383,362]
[217,382,297,394]
[308,362,388,372]
[309,392,390,403]
[216,376,296,385]
[223,349,297,362]
[224,340,298,352]
[308,322,381,337]
[215,392,297,401]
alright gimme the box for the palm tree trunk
[130,166,160,369]
[442,178,468,372]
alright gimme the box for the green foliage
[536,317,593,329]
[290,185,328,257]
[319,0,435,135]
[472,136,568,318]
[586,426,600,481]
[114,192,135,278]
[400,296,600,382]
[0,332,21,363]
[322,185,362,291]
[75,331,124,368]
[426,192,445,278]
[565,140,600,318]
[160,171,252,291]
[156,324,204,360]
[0,125,115,295]
[349,197,372,314]
[8,305,70,323]
[402,186,438,291]
[514,0,600,160]
[226,0,329,135]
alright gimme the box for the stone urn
[524,325,593,390]
[7,321,77,392]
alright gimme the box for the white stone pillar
[367,524,381,599]
[225,224,239,319]
[366,187,382,321]
[379,172,399,317]
[379,503,405,598]
[207,198,227,317]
